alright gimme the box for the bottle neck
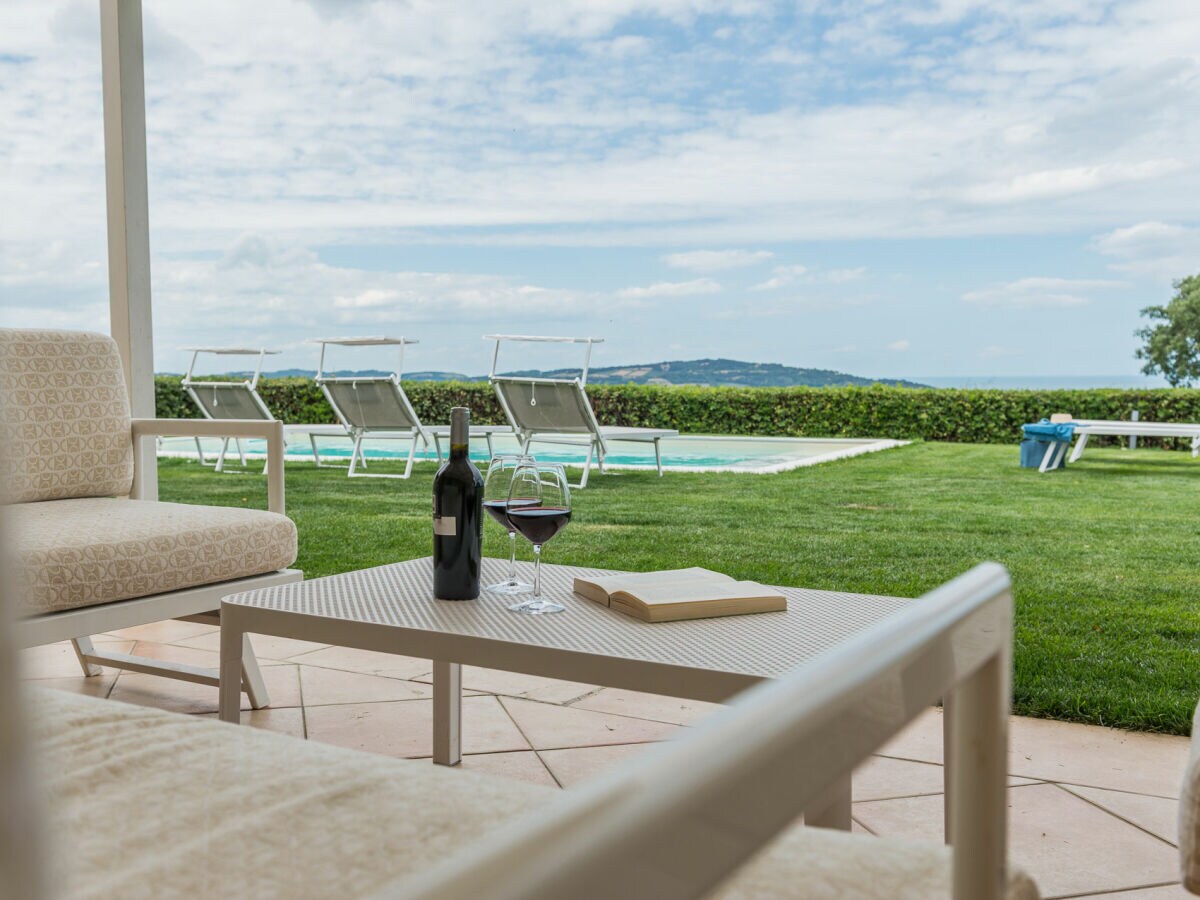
[448,407,469,459]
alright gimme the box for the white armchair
[1,328,302,705]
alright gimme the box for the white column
[100,0,157,498]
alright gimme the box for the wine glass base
[486,580,534,595]
[507,598,566,615]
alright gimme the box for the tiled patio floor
[22,626,1194,899]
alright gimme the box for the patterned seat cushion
[0,329,134,503]
[11,497,297,616]
[34,689,1038,899]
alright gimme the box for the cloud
[1092,221,1200,281]
[887,339,911,351]
[750,264,807,291]
[824,267,866,284]
[661,249,772,271]
[750,264,865,291]
[964,160,1186,204]
[962,277,1126,308]
[615,278,722,299]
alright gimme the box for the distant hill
[180,359,927,389]
[500,359,929,389]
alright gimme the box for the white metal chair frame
[310,337,432,479]
[13,418,302,707]
[181,347,279,473]
[395,563,1016,900]
[486,334,670,488]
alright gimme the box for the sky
[2,0,1199,383]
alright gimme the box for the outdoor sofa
[7,561,1042,898]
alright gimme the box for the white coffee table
[219,556,911,829]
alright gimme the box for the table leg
[433,660,462,766]
[804,774,852,830]
[219,615,245,724]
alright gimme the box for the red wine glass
[482,454,535,595]
[506,462,571,615]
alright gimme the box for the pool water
[160,433,905,474]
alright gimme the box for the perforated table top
[224,557,911,684]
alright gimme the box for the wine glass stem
[532,544,542,599]
[507,531,517,584]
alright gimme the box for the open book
[573,567,787,623]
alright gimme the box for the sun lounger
[486,334,678,487]
[306,336,433,478]
[181,346,279,473]
[1067,418,1200,463]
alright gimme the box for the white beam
[100,0,157,498]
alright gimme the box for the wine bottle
[432,407,484,600]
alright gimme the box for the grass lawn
[157,442,1200,734]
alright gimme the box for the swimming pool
[159,433,906,474]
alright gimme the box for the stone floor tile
[875,705,945,763]
[285,645,433,680]
[1064,784,1181,846]
[25,675,117,699]
[855,782,1179,898]
[197,706,306,739]
[305,695,529,759]
[298,665,432,707]
[414,666,596,704]
[500,697,679,751]
[855,755,1038,802]
[877,707,1189,799]
[853,755,947,801]
[109,663,301,714]
[539,743,654,787]
[1071,884,1191,898]
[103,619,218,644]
[18,640,134,679]
[568,687,723,725]
[177,631,330,661]
[455,750,559,787]
[1007,717,1189,799]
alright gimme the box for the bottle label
[433,515,457,536]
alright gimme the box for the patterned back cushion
[0,329,134,503]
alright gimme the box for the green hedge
[156,376,1193,446]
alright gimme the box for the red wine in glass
[507,506,572,545]
[483,497,540,531]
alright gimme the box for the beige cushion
[1180,699,1200,892]
[34,690,1037,899]
[12,497,297,616]
[0,329,134,503]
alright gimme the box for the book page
[612,580,785,608]
[574,567,734,606]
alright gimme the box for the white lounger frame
[181,347,279,473]
[486,334,676,487]
[1068,419,1200,464]
[396,562,1015,900]
[309,337,432,479]
[13,418,302,707]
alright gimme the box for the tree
[1136,274,1200,387]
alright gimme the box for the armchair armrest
[130,418,286,514]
